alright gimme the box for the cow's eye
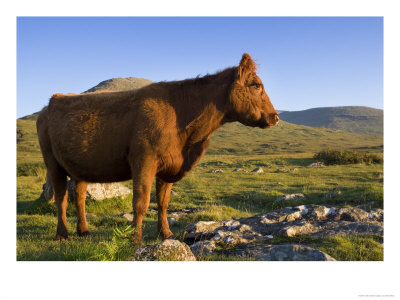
[252,83,261,89]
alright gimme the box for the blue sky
[17,17,383,117]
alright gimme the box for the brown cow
[36,53,279,243]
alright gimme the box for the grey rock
[335,207,369,222]
[168,218,177,226]
[183,204,383,260]
[233,168,247,172]
[281,222,317,237]
[208,169,223,173]
[222,244,336,261]
[41,180,131,202]
[131,239,196,261]
[122,213,133,222]
[309,162,324,167]
[274,193,306,204]
[251,167,264,173]
[171,190,179,196]
[190,240,216,257]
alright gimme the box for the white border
[3,1,399,299]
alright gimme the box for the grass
[16,152,383,261]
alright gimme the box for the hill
[84,77,152,93]
[278,106,383,135]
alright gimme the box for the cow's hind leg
[131,158,157,245]
[74,180,90,236]
[47,159,69,241]
[156,177,174,240]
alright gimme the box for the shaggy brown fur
[36,53,279,243]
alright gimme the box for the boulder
[41,180,131,202]
[131,239,196,261]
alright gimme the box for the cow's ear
[238,53,256,82]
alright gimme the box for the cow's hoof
[77,230,91,237]
[55,234,68,241]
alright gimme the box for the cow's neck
[178,70,235,146]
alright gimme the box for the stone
[310,205,336,220]
[251,167,264,173]
[309,162,324,167]
[131,239,196,261]
[171,190,179,196]
[335,207,369,222]
[190,240,216,257]
[281,222,317,237]
[182,204,383,260]
[122,213,133,222]
[184,221,225,243]
[233,168,247,172]
[168,218,177,226]
[208,169,223,173]
[41,180,132,202]
[274,193,306,204]
[222,244,335,261]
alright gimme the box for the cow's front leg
[131,159,157,245]
[156,177,174,240]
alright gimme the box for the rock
[41,180,131,201]
[288,168,298,172]
[274,193,306,204]
[122,213,133,222]
[251,167,264,173]
[131,239,196,261]
[208,169,223,173]
[310,205,336,220]
[309,162,324,167]
[281,222,317,237]
[368,209,383,222]
[310,221,383,237]
[190,240,216,257]
[168,218,177,226]
[335,207,369,222]
[184,221,225,243]
[84,182,131,201]
[233,168,246,172]
[171,190,179,196]
[182,204,383,260]
[222,244,335,261]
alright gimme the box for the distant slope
[279,106,383,135]
[207,121,382,156]
[84,77,152,93]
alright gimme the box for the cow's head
[228,53,279,128]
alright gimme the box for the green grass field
[16,118,383,261]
